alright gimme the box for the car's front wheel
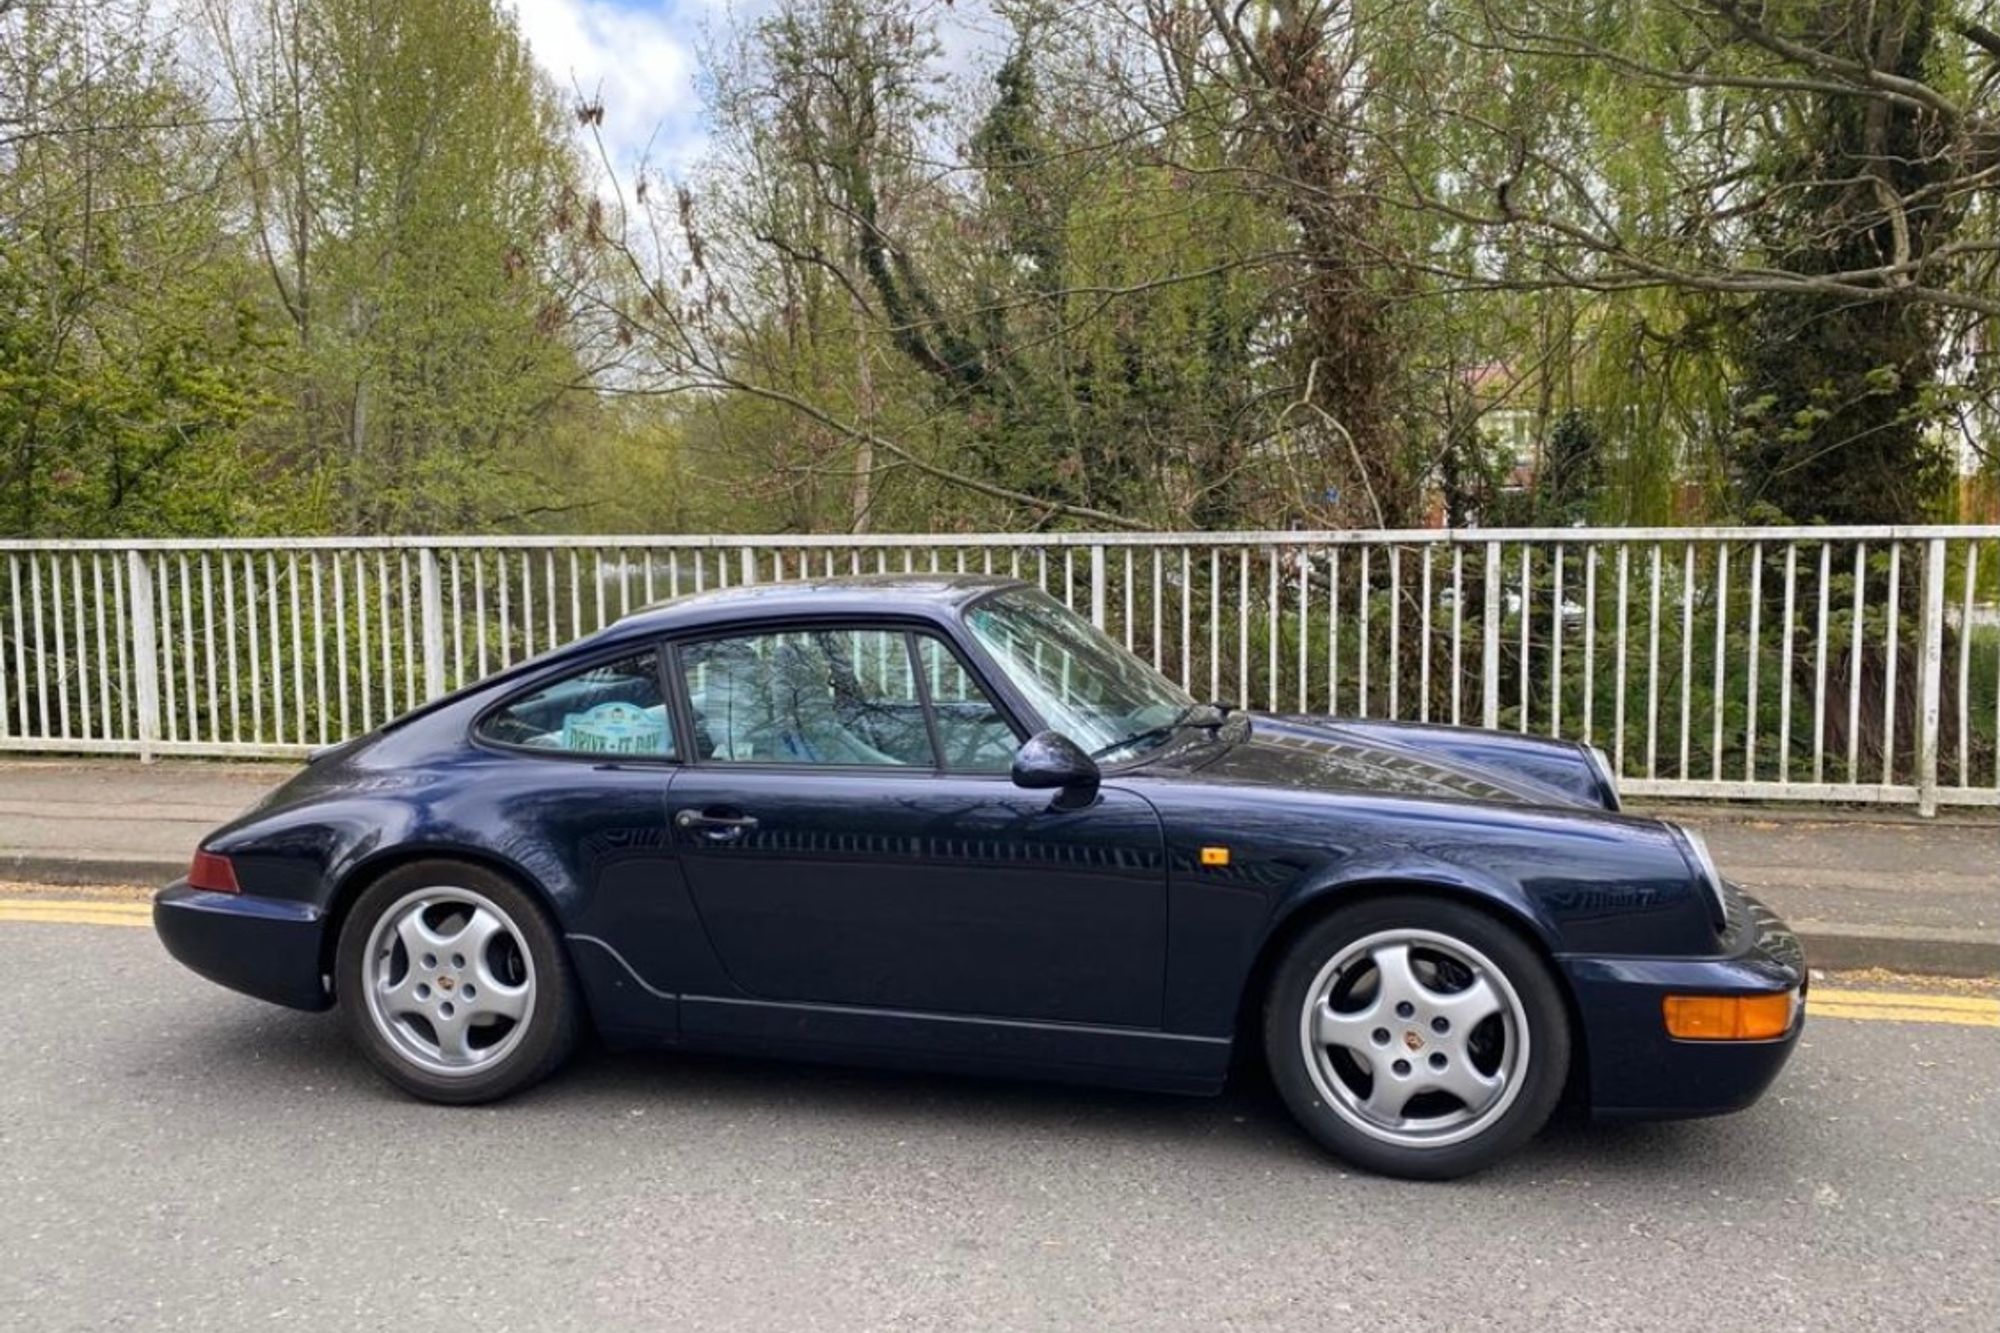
[1264,896,1570,1179]
[335,860,580,1104]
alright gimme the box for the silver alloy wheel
[1298,927,1530,1149]
[361,886,536,1078]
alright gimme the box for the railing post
[1916,536,1946,817]
[1482,541,1502,730]
[740,547,758,586]
[1089,544,1107,630]
[127,551,159,764]
[418,548,446,701]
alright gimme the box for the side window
[478,652,675,758]
[681,628,934,767]
[915,635,1019,772]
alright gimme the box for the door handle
[675,808,759,842]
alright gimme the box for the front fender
[1141,782,1711,1035]
[1270,851,1562,951]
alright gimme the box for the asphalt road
[1,919,1995,1332]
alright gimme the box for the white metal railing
[2,527,1996,814]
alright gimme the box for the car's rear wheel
[335,860,580,1104]
[1263,896,1569,1180]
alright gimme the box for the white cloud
[506,0,1016,180]
[505,0,711,175]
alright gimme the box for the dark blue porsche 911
[155,576,1804,1178]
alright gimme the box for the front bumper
[154,881,332,1011]
[1560,888,1805,1120]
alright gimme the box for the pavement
[0,916,1995,1330]
[0,756,1994,975]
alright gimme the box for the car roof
[604,573,1027,639]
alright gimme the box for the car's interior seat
[767,640,905,765]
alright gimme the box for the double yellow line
[1809,987,1999,1029]
[0,896,152,929]
[0,899,1995,1028]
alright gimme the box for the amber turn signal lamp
[187,849,241,894]
[1662,992,1794,1040]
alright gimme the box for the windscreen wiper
[1091,702,1229,760]
[1184,702,1231,731]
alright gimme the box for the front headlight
[1584,744,1621,810]
[1667,821,1728,930]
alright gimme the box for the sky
[504,0,723,174]
[504,0,1006,178]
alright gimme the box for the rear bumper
[1561,889,1806,1120]
[154,881,332,1011]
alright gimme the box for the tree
[200,0,607,531]
[1413,1,2000,319]
[11,0,1994,542]
[588,0,1295,532]
[1408,0,1999,522]
[1727,2,1963,524]
[0,0,273,537]
[1163,0,1424,526]
[1539,408,1603,522]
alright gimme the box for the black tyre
[1263,895,1570,1180]
[335,859,581,1104]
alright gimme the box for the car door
[667,622,1167,1029]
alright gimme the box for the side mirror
[1011,730,1101,803]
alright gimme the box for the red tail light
[188,850,241,894]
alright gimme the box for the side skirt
[568,933,1232,1096]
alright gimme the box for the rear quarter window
[476,652,675,758]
